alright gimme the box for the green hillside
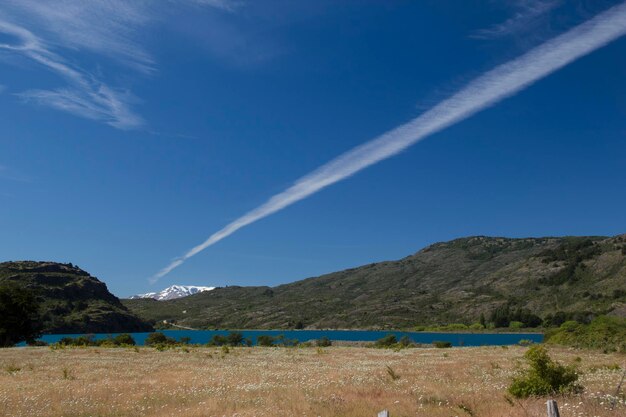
[124,235,626,330]
[0,261,152,334]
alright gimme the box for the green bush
[227,331,250,346]
[509,321,524,330]
[559,321,580,332]
[113,334,136,346]
[273,334,298,347]
[375,334,397,348]
[208,334,228,346]
[432,341,452,348]
[257,335,275,347]
[439,323,468,331]
[545,316,626,352]
[508,345,581,398]
[316,337,332,347]
[0,285,42,347]
[398,335,411,347]
[145,332,176,346]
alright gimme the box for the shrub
[559,321,579,332]
[257,335,275,347]
[469,323,485,330]
[226,332,244,346]
[145,332,176,347]
[398,335,411,347]
[433,341,452,348]
[375,334,397,348]
[440,323,469,331]
[208,334,228,346]
[0,285,42,347]
[508,345,581,398]
[113,334,136,346]
[545,316,626,352]
[274,334,298,347]
[316,337,332,347]
[509,321,524,330]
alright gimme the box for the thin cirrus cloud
[152,2,626,282]
[0,0,236,129]
[0,17,143,129]
[473,0,561,39]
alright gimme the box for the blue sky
[1,0,625,297]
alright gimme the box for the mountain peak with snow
[130,285,215,301]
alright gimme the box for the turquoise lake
[36,330,543,346]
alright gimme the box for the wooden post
[377,410,389,417]
[546,400,560,417]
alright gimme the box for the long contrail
[152,2,626,282]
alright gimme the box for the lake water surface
[37,330,543,346]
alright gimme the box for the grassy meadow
[0,345,624,417]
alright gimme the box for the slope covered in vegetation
[0,261,152,334]
[124,234,626,330]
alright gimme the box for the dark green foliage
[508,346,581,398]
[122,234,626,330]
[490,305,542,328]
[539,238,601,263]
[227,331,244,346]
[56,333,136,347]
[398,335,411,347]
[433,341,452,348]
[543,311,593,327]
[256,335,275,347]
[613,289,626,299]
[545,316,626,352]
[208,334,228,346]
[207,332,251,346]
[273,334,298,347]
[0,261,151,334]
[316,337,332,347]
[375,334,397,348]
[179,337,191,345]
[145,332,177,346]
[0,285,42,347]
[113,334,136,346]
[539,238,603,286]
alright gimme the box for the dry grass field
[0,345,624,417]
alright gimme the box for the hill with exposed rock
[0,261,152,334]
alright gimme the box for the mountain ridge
[130,285,215,301]
[123,234,626,330]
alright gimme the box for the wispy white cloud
[0,18,142,129]
[474,0,561,39]
[152,2,626,281]
[0,0,236,128]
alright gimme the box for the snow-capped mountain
[130,285,215,301]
